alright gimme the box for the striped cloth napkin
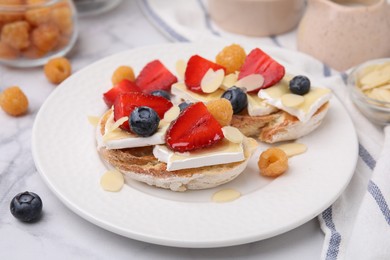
[137,0,390,258]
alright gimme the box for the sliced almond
[281,94,305,107]
[222,73,238,90]
[360,64,390,89]
[222,126,244,144]
[100,170,124,192]
[277,143,307,157]
[176,59,187,80]
[87,115,100,126]
[369,88,390,103]
[162,105,180,123]
[235,74,264,92]
[103,116,128,141]
[201,68,225,93]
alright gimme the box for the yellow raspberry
[0,86,29,116]
[111,65,135,85]
[0,41,19,59]
[258,148,288,177]
[216,44,246,75]
[44,57,71,84]
[1,21,30,50]
[206,98,233,126]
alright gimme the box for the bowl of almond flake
[348,58,390,125]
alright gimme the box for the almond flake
[222,73,238,90]
[235,74,264,92]
[176,59,187,80]
[100,170,124,192]
[281,94,305,107]
[222,126,244,144]
[162,105,180,123]
[277,143,307,157]
[201,68,225,93]
[360,63,390,89]
[103,116,128,141]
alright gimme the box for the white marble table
[0,1,324,259]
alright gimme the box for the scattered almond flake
[222,126,244,144]
[379,84,390,90]
[277,143,307,157]
[201,68,225,93]
[163,105,180,123]
[87,115,100,126]
[100,170,124,192]
[235,74,264,92]
[222,73,238,90]
[176,59,187,80]
[212,189,241,203]
[281,93,305,107]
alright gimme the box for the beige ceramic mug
[208,0,306,37]
[297,0,390,71]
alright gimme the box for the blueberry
[10,191,43,222]
[178,101,192,111]
[221,86,248,114]
[130,106,160,137]
[151,90,171,100]
[289,75,311,95]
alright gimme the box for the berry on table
[151,90,171,100]
[221,86,248,114]
[111,65,135,85]
[0,86,29,116]
[10,191,43,222]
[289,75,311,95]
[44,57,71,84]
[206,98,233,126]
[130,106,160,137]
[215,44,246,75]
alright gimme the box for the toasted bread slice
[97,111,258,192]
[231,102,329,143]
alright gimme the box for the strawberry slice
[166,102,224,152]
[184,55,226,93]
[103,79,140,107]
[114,92,173,131]
[135,60,178,94]
[238,48,285,91]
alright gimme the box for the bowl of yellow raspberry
[0,0,77,67]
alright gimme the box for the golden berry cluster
[0,0,74,60]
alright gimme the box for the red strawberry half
[114,92,173,131]
[165,102,224,152]
[135,60,178,94]
[238,48,285,91]
[103,79,140,107]
[184,55,226,93]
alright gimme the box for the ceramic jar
[208,0,305,37]
[297,0,390,71]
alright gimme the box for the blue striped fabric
[138,3,390,257]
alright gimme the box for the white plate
[32,43,358,248]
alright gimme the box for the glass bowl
[348,58,390,125]
[0,0,78,67]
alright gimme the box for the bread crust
[231,102,329,143]
[97,110,257,191]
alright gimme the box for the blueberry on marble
[178,101,192,111]
[289,75,311,95]
[151,90,171,100]
[221,86,248,114]
[10,191,43,222]
[130,106,160,137]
